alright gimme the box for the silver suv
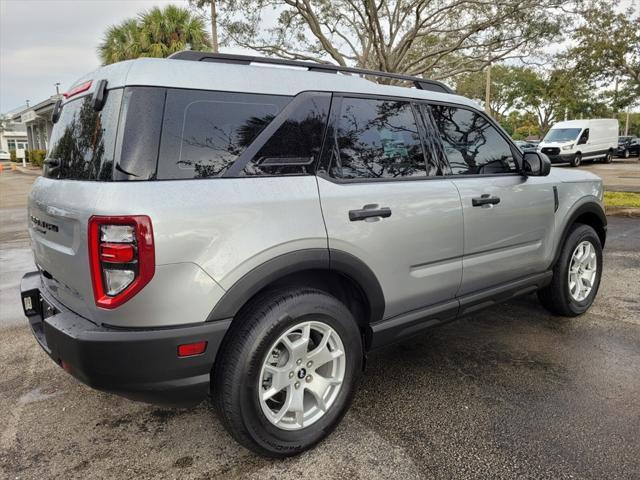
[20,52,606,457]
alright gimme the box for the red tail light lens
[88,215,154,309]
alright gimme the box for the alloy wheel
[568,240,597,302]
[258,320,346,430]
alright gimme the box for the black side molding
[370,271,552,350]
[207,248,385,325]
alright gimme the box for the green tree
[511,68,597,134]
[566,1,639,101]
[98,5,210,65]
[455,65,526,120]
[216,0,570,80]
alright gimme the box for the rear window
[157,90,291,179]
[45,89,122,180]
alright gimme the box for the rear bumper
[20,271,231,407]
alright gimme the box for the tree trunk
[485,64,491,117]
[211,0,219,53]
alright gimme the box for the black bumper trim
[546,153,576,164]
[21,271,231,407]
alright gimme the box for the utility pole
[625,107,630,136]
[54,82,60,95]
[485,63,491,117]
[210,0,219,53]
[613,76,619,120]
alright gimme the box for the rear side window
[330,97,429,179]
[45,89,123,180]
[158,90,291,179]
[241,94,330,176]
[429,105,517,175]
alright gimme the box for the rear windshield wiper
[44,158,60,167]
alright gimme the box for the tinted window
[45,89,123,180]
[158,90,291,179]
[113,87,166,181]
[241,94,330,176]
[578,129,589,144]
[429,105,516,175]
[330,98,428,179]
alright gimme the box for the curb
[15,166,42,176]
[606,207,640,218]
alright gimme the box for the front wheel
[570,153,582,167]
[538,224,603,316]
[623,149,630,159]
[212,288,363,457]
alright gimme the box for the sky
[1,0,638,114]
[0,0,188,113]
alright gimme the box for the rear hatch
[28,86,123,318]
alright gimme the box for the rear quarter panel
[88,176,327,327]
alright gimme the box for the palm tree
[98,5,210,65]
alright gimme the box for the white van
[538,119,618,167]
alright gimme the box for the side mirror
[523,152,551,176]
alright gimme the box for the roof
[551,119,619,128]
[15,95,63,123]
[66,56,479,110]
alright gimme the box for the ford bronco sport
[20,52,606,457]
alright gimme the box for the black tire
[570,153,582,167]
[623,149,630,159]
[538,224,603,316]
[212,287,363,457]
[603,151,613,163]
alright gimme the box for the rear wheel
[538,224,602,316]
[213,288,362,457]
[603,151,613,163]
[570,153,582,167]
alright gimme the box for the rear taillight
[88,215,154,309]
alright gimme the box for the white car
[538,119,618,167]
[0,150,11,161]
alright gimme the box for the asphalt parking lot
[1,168,639,479]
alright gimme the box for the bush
[28,149,47,167]
[9,150,17,162]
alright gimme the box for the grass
[604,191,640,208]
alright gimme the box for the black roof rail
[168,51,455,95]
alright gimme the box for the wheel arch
[207,248,385,348]
[553,201,607,266]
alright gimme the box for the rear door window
[158,90,291,179]
[329,97,431,179]
[45,89,123,180]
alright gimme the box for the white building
[0,105,28,161]
[19,95,62,152]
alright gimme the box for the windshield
[45,89,122,180]
[543,128,581,143]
